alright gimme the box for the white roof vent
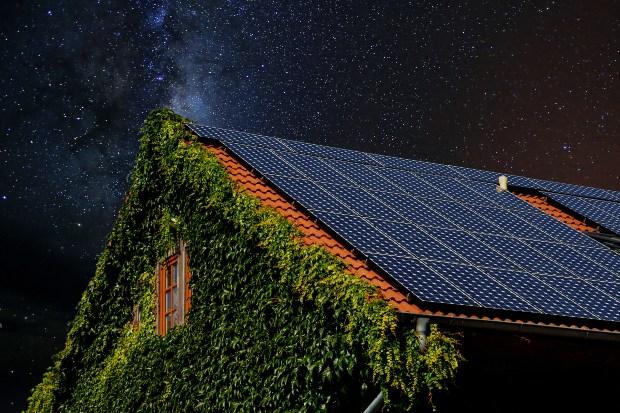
[497,175,508,192]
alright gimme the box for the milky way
[1,1,619,410]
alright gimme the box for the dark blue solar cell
[418,175,494,205]
[544,193,620,234]
[265,175,350,213]
[525,240,618,282]
[484,268,594,319]
[505,174,540,189]
[369,254,478,306]
[587,198,620,215]
[189,124,290,151]
[224,143,302,178]
[591,281,620,302]
[370,153,462,177]
[424,262,536,311]
[467,205,557,241]
[276,152,351,186]
[417,199,505,234]
[468,183,536,212]
[311,212,407,255]
[604,222,620,236]
[539,276,620,321]
[509,211,599,247]
[374,169,451,199]
[378,193,458,228]
[476,234,567,275]
[447,165,500,183]
[322,184,403,220]
[281,139,380,164]
[534,179,620,202]
[423,228,518,270]
[575,247,620,279]
[370,220,466,263]
[327,161,404,192]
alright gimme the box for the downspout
[416,317,430,351]
[362,392,383,413]
[362,317,430,413]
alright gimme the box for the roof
[188,124,620,338]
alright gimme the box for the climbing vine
[27,109,462,412]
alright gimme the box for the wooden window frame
[157,241,191,336]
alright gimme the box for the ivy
[27,109,462,412]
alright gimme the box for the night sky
[1,1,619,410]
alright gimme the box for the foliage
[26,109,462,412]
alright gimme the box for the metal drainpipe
[362,391,383,413]
[362,317,431,413]
[416,317,430,351]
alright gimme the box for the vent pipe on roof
[497,175,508,192]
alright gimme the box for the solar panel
[276,152,351,186]
[370,219,466,263]
[573,247,620,277]
[422,228,518,270]
[224,142,301,178]
[264,175,350,214]
[370,153,464,177]
[311,212,406,255]
[484,268,595,319]
[373,169,452,199]
[322,184,403,220]
[525,240,618,283]
[509,210,600,247]
[476,234,568,275]
[369,254,479,306]
[419,175,494,205]
[532,178,620,202]
[423,261,536,312]
[188,124,290,151]
[467,182,536,212]
[447,164,501,183]
[417,199,505,235]
[467,205,557,241]
[377,193,458,228]
[592,281,620,302]
[539,276,620,321]
[327,161,404,192]
[280,139,381,165]
[543,192,620,235]
[192,122,620,324]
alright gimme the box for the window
[157,241,191,336]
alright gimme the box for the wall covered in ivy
[27,109,462,412]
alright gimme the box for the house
[28,109,620,412]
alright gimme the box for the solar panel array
[188,124,620,323]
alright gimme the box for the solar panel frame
[422,227,520,270]
[538,275,620,321]
[264,175,353,214]
[369,219,468,264]
[222,142,302,178]
[423,261,538,312]
[188,124,291,151]
[369,254,480,307]
[483,268,596,319]
[279,138,381,165]
[310,211,408,256]
[524,240,619,283]
[326,161,406,193]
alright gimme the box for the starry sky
[1,1,619,410]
